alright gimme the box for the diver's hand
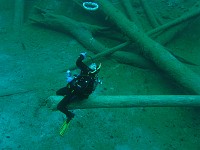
[66,70,73,83]
[66,70,71,77]
[80,52,87,59]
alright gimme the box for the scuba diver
[56,52,101,135]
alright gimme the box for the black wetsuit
[56,54,99,121]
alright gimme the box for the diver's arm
[76,53,88,71]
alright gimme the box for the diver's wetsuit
[56,54,99,121]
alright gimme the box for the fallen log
[113,51,155,69]
[97,0,200,94]
[47,95,200,110]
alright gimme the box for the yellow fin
[59,121,70,136]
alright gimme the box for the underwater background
[0,0,200,149]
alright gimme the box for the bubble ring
[83,2,99,11]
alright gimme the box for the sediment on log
[97,0,200,94]
[47,95,200,110]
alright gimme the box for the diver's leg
[57,93,75,122]
[56,87,68,96]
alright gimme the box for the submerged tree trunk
[47,95,200,110]
[96,0,200,94]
